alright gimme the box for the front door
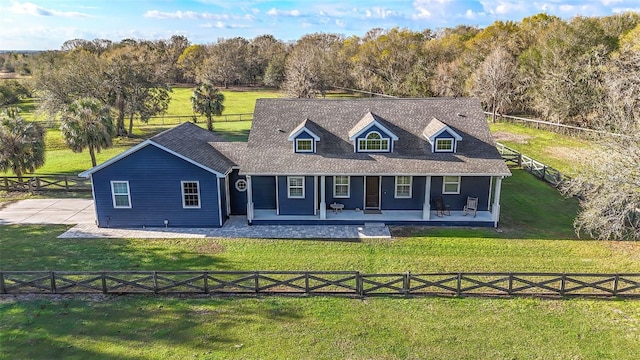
[365,176,380,209]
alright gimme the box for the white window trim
[357,131,390,152]
[111,180,131,209]
[435,138,454,152]
[333,175,350,198]
[295,138,314,153]
[287,176,305,199]
[395,176,412,198]
[442,176,461,195]
[181,181,201,209]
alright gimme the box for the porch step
[358,223,391,239]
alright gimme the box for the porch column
[246,175,254,224]
[320,175,326,220]
[422,176,431,220]
[492,176,503,227]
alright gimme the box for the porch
[252,209,495,226]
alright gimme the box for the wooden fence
[495,142,565,187]
[485,112,623,138]
[145,113,253,126]
[1,175,91,193]
[1,271,638,298]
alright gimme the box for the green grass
[489,121,595,174]
[1,296,638,359]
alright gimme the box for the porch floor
[253,209,494,224]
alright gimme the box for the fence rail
[1,271,638,298]
[485,112,623,138]
[1,175,91,192]
[495,142,565,187]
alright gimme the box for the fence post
[3,177,7,191]
[254,272,259,293]
[203,271,209,294]
[101,272,107,294]
[517,154,522,168]
[50,271,57,294]
[560,273,566,296]
[456,272,462,296]
[65,177,69,191]
[508,273,513,295]
[356,271,363,297]
[304,272,310,294]
[403,272,410,296]
[0,272,5,294]
[613,274,619,296]
[541,166,547,181]
[153,271,159,294]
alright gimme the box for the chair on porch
[432,197,450,217]
[463,196,478,217]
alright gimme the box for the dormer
[348,112,399,153]
[288,119,320,153]
[423,118,462,153]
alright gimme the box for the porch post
[492,176,503,227]
[320,175,326,220]
[246,175,254,224]
[422,175,431,220]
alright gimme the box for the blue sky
[1,0,639,50]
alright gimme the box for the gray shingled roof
[150,122,236,175]
[236,98,511,176]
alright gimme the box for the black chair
[432,197,450,217]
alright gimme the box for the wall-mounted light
[163,219,169,228]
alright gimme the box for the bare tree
[470,47,517,121]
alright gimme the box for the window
[235,179,247,192]
[287,176,305,198]
[111,181,131,208]
[436,138,454,152]
[181,181,201,208]
[296,139,313,152]
[358,131,389,152]
[395,176,412,198]
[442,176,461,194]
[333,176,350,198]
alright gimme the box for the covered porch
[252,209,495,226]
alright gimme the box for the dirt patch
[196,241,226,254]
[545,146,594,167]
[492,131,533,144]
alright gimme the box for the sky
[1,0,639,50]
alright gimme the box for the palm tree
[191,83,224,131]
[60,98,115,167]
[0,108,46,181]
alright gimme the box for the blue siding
[277,176,315,215]
[229,169,247,215]
[381,176,425,210]
[430,176,491,211]
[434,131,456,153]
[92,144,221,228]
[325,176,364,210]
[252,176,276,209]
[354,125,394,153]
[293,131,316,153]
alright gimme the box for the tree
[470,47,517,121]
[197,38,249,88]
[60,98,115,167]
[0,108,45,181]
[191,84,224,131]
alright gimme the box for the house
[79,98,511,228]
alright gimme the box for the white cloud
[335,19,346,27]
[9,1,89,18]
[266,8,301,17]
[365,7,398,19]
[411,0,456,20]
[144,10,231,21]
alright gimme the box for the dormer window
[358,131,389,152]
[288,119,320,154]
[296,139,313,152]
[423,118,462,154]
[435,138,454,152]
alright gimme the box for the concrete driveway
[0,199,95,225]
